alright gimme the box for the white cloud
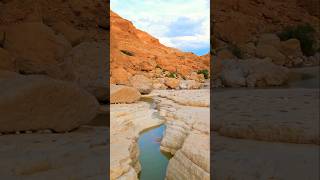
[111,0,210,54]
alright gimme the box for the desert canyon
[0,0,319,179]
[110,10,210,180]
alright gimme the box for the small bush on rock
[278,24,316,56]
[197,69,209,79]
[167,72,177,78]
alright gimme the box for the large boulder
[217,58,289,87]
[0,72,99,133]
[256,43,286,66]
[63,42,108,101]
[221,67,247,87]
[165,78,180,89]
[244,59,290,87]
[257,33,281,49]
[111,67,131,85]
[2,22,72,75]
[179,80,202,89]
[280,38,304,67]
[129,74,153,94]
[110,84,141,104]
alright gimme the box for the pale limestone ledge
[110,101,164,180]
[0,126,108,180]
[154,89,210,180]
[213,88,320,144]
[212,132,319,180]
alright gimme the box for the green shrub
[278,24,316,56]
[120,50,134,56]
[166,72,177,78]
[197,69,209,79]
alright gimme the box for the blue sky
[111,0,210,56]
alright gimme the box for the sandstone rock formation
[0,72,99,133]
[129,74,153,94]
[164,78,180,89]
[110,11,209,87]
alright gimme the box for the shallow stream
[138,97,171,180]
[138,125,171,180]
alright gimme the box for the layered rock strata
[154,90,210,180]
[110,101,163,179]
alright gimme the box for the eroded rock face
[110,102,163,180]
[0,72,99,133]
[154,89,210,180]
[110,84,141,104]
[166,132,210,180]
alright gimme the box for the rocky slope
[110,11,210,88]
[212,0,320,88]
[212,0,320,47]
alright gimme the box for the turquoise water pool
[138,125,171,180]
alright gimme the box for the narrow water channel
[138,125,171,180]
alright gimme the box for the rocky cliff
[110,11,210,86]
